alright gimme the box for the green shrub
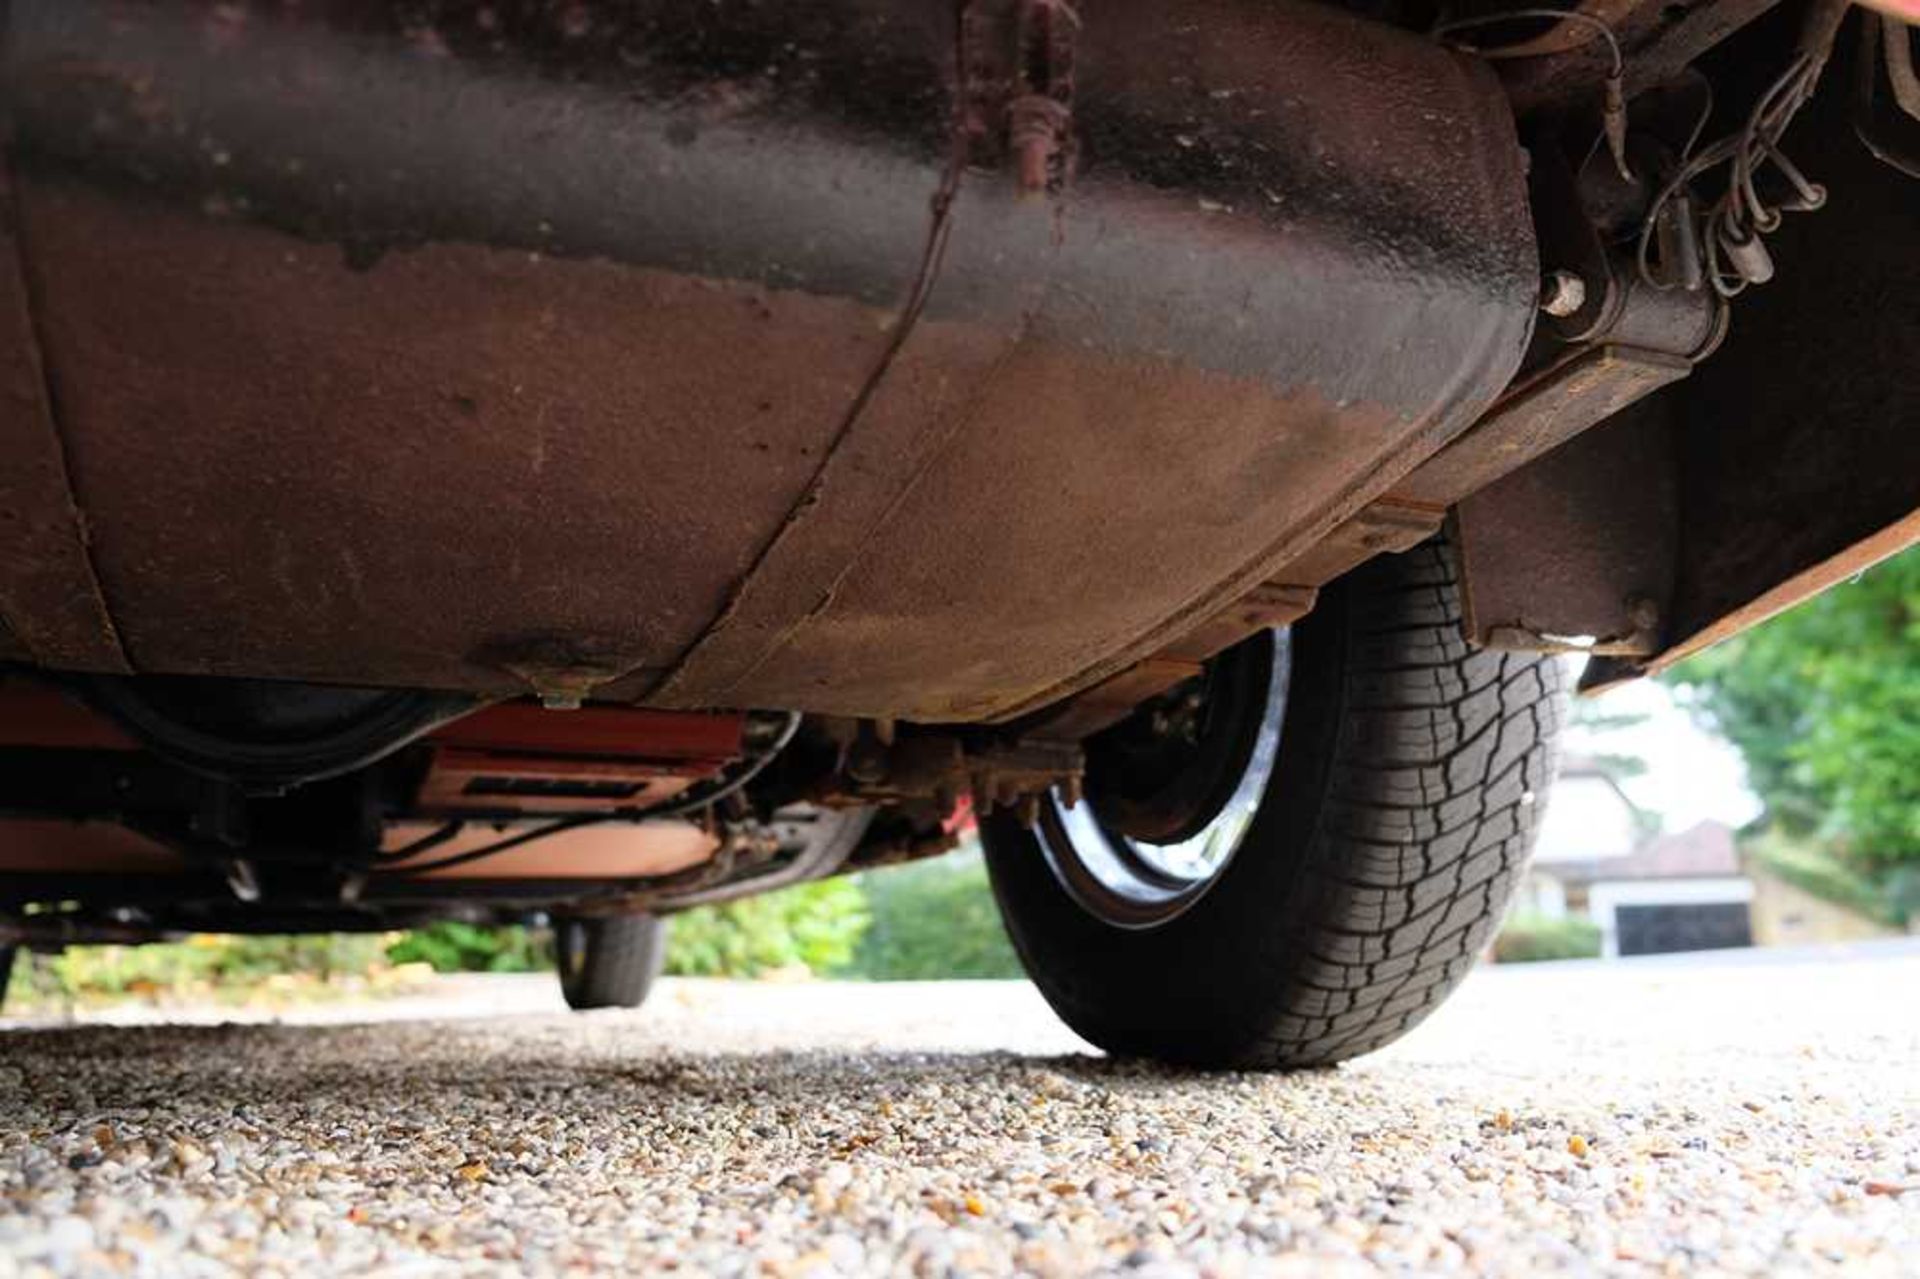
[1492,913,1602,963]
[385,921,548,973]
[845,847,1024,981]
[1746,829,1908,927]
[664,876,871,978]
[384,880,872,980]
[1665,547,1919,863]
[0,846,1025,1001]
[7,932,397,1007]
[1886,864,1920,924]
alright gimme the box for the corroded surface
[3,0,1535,719]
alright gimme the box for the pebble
[0,953,1916,1276]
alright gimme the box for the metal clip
[1009,0,1080,194]
[1654,192,1705,292]
[1719,226,1775,286]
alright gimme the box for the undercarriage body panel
[1,0,1918,954]
[0,0,1535,721]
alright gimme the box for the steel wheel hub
[1038,629,1291,929]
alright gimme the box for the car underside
[1,0,1916,1064]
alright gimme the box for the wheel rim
[1037,629,1291,929]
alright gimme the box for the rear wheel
[554,914,668,1011]
[982,538,1565,1068]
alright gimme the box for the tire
[982,537,1565,1069]
[554,914,668,1011]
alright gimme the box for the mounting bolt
[1007,95,1071,195]
[1539,269,1588,318]
[846,738,890,787]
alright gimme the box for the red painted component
[0,680,748,816]
[0,819,182,873]
[0,679,137,750]
[427,702,746,763]
[415,703,748,815]
[942,792,977,838]
[379,819,718,880]
[413,749,700,814]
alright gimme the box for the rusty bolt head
[845,739,890,786]
[1007,95,1071,196]
[1539,270,1588,318]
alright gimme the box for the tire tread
[1240,544,1561,1065]
[559,915,668,1011]
[982,537,1564,1069]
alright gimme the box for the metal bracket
[963,0,1079,192]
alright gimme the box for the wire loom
[1636,0,1851,298]
[1433,7,1634,182]
[1437,1,1865,300]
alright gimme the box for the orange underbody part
[0,682,742,877]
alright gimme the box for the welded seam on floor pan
[0,144,131,674]
[647,8,981,707]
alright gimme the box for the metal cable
[1433,8,1632,178]
[1637,0,1850,295]
[1430,8,1624,71]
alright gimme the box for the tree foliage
[848,850,1024,981]
[663,877,871,978]
[387,920,549,972]
[1744,829,1907,927]
[1666,547,1920,864]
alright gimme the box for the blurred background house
[1514,752,1910,960]
[1522,758,1752,957]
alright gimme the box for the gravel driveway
[2,943,1917,1276]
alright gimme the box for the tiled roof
[1544,820,1742,884]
